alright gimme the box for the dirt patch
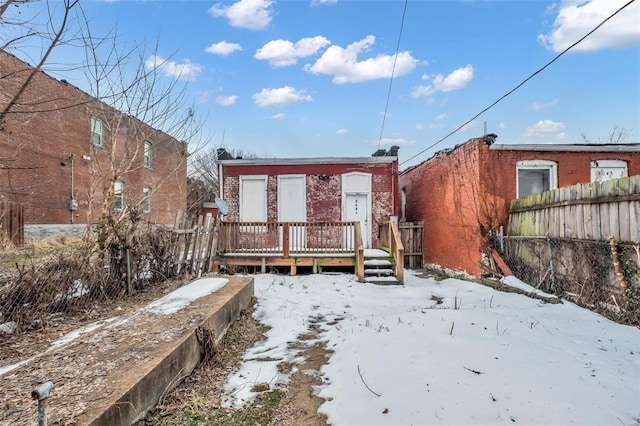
[271,341,331,426]
[140,301,332,426]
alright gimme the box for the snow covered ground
[223,271,640,426]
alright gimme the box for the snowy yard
[223,271,639,426]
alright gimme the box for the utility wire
[400,0,637,167]
[377,0,408,152]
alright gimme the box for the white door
[344,193,369,248]
[278,175,306,250]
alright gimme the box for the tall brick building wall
[0,50,187,229]
[220,158,399,248]
[400,136,640,276]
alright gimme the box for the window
[91,117,103,147]
[239,175,267,222]
[143,141,152,168]
[516,160,557,198]
[114,180,125,212]
[142,187,152,213]
[591,160,627,183]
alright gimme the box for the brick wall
[221,160,399,248]
[0,51,186,227]
[400,137,640,276]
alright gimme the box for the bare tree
[0,0,83,129]
[581,127,634,144]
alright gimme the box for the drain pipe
[31,381,54,426]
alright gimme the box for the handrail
[217,221,360,255]
[354,221,365,282]
[389,220,404,284]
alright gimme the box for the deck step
[365,276,402,285]
[364,259,393,266]
[364,268,394,275]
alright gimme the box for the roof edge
[219,156,398,166]
[490,143,640,152]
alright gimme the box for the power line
[400,0,637,167]
[377,0,408,152]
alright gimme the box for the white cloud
[252,86,313,107]
[216,95,238,106]
[209,0,274,30]
[255,36,331,67]
[539,0,640,52]
[416,123,427,130]
[311,0,337,5]
[533,99,558,111]
[337,128,350,134]
[435,113,448,121]
[498,122,507,129]
[144,55,202,81]
[206,41,243,56]
[411,65,474,98]
[271,113,286,119]
[524,119,566,137]
[305,35,418,84]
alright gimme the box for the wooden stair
[363,249,402,285]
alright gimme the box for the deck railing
[217,221,362,256]
[379,220,405,283]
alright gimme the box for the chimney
[386,145,400,157]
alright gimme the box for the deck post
[283,223,290,258]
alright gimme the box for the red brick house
[0,50,187,239]
[218,149,400,249]
[399,134,640,276]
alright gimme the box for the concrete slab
[0,276,254,426]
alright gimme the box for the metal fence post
[499,226,504,253]
[31,381,54,426]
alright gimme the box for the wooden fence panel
[509,175,640,243]
[0,201,24,246]
[399,221,423,269]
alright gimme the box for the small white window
[143,141,152,168]
[114,180,125,212]
[142,187,151,213]
[516,160,557,198]
[240,175,267,222]
[590,160,627,183]
[91,117,103,147]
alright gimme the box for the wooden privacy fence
[0,201,24,246]
[169,212,218,276]
[399,221,423,268]
[509,175,640,242]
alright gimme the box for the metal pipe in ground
[31,381,54,426]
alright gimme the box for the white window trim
[516,160,557,198]
[590,159,628,183]
[91,117,103,148]
[143,141,152,169]
[142,187,152,213]
[114,180,125,212]
[239,175,268,222]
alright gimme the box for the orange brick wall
[0,51,187,226]
[400,137,640,276]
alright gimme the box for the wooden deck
[214,221,366,280]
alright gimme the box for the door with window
[344,193,369,248]
[278,175,306,250]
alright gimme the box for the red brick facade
[400,136,640,276]
[219,158,399,248]
[0,50,187,227]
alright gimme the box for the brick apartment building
[399,134,640,276]
[0,50,187,238]
[218,147,400,248]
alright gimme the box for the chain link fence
[0,215,189,335]
[494,234,640,325]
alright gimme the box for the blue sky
[5,0,640,168]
